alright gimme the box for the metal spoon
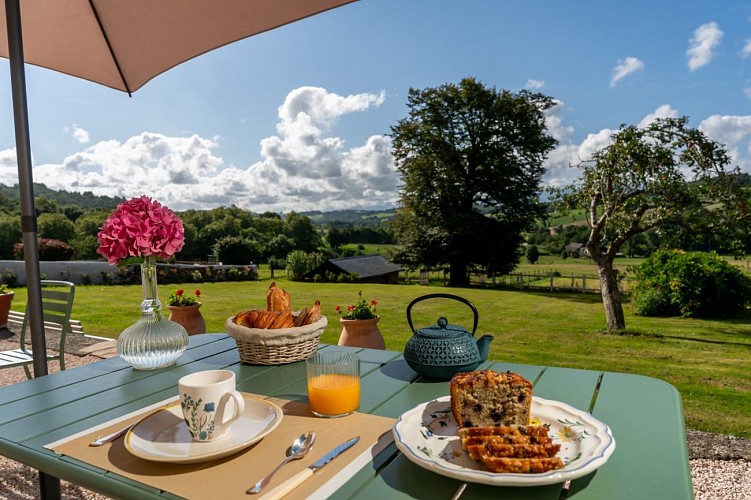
[247,431,316,494]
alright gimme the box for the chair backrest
[19,280,76,351]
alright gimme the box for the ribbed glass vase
[117,255,189,369]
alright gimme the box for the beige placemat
[49,394,395,500]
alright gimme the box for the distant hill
[0,183,124,213]
[301,208,397,226]
[0,183,395,227]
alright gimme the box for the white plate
[125,395,283,464]
[392,396,615,486]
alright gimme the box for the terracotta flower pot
[168,303,206,335]
[338,316,385,349]
[0,291,14,329]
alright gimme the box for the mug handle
[215,391,245,433]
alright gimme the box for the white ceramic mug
[178,370,245,441]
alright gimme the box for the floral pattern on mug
[180,394,217,441]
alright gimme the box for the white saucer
[125,394,283,464]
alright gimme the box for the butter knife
[258,436,359,500]
[89,406,168,447]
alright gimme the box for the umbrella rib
[88,0,132,96]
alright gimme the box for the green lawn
[9,273,750,438]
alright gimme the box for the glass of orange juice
[306,351,360,418]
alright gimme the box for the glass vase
[117,255,189,369]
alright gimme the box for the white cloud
[543,105,751,188]
[687,22,723,71]
[32,133,224,201]
[5,91,751,213]
[543,100,573,144]
[740,39,751,58]
[6,87,396,213]
[0,148,21,187]
[525,79,545,89]
[542,100,619,187]
[637,104,679,128]
[699,115,751,147]
[699,114,751,171]
[610,57,644,87]
[744,84,751,101]
[64,125,90,144]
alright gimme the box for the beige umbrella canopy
[0,0,356,93]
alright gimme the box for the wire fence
[401,269,635,294]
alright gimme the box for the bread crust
[459,425,554,446]
[267,282,291,312]
[475,456,564,474]
[466,442,561,460]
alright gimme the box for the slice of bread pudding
[450,370,532,427]
[450,370,564,474]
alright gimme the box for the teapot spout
[476,335,494,362]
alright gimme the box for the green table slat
[572,372,693,499]
[532,366,601,411]
[350,452,563,500]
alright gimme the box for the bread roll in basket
[225,313,327,365]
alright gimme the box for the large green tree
[554,117,745,331]
[285,211,322,252]
[391,77,557,285]
[37,212,76,242]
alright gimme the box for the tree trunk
[595,258,626,331]
[448,259,469,286]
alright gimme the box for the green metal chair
[0,280,75,379]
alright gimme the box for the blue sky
[1,0,750,213]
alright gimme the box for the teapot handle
[406,293,479,335]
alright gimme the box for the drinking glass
[306,351,360,417]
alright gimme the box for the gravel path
[0,330,749,499]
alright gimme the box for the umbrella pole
[4,0,59,496]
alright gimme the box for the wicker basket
[225,314,327,365]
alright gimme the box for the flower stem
[140,255,162,317]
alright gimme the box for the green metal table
[0,334,692,499]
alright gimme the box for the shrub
[3,268,18,288]
[286,250,313,281]
[526,244,539,264]
[629,250,751,318]
[213,236,262,265]
[13,238,76,261]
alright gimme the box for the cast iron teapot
[403,293,493,380]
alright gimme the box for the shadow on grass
[485,287,606,305]
[602,327,751,348]
[660,335,751,349]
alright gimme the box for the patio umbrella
[0,1,355,494]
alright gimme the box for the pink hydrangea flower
[96,196,185,265]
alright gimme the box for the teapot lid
[415,317,470,338]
